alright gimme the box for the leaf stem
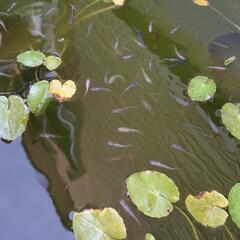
[224,226,234,240]
[74,0,100,20]
[174,206,200,240]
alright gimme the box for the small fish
[68,3,77,24]
[107,154,133,162]
[87,23,93,37]
[119,199,141,224]
[133,38,145,48]
[170,25,181,35]
[113,36,119,50]
[163,58,180,62]
[149,160,176,170]
[121,80,139,96]
[224,56,236,66]
[208,66,227,71]
[0,33,2,48]
[90,87,112,92]
[170,94,189,107]
[207,116,219,134]
[148,58,153,70]
[84,79,90,96]
[58,37,65,43]
[0,19,7,32]
[210,40,229,49]
[39,133,63,139]
[122,54,134,60]
[112,106,137,113]
[107,74,124,84]
[174,46,187,61]
[141,100,153,112]
[6,2,17,12]
[0,72,15,77]
[117,127,142,134]
[107,141,131,148]
[171,143,190,155]
[133,27,144,42]
[141,67,152,84]
[148,21,153,33]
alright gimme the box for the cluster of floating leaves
[0,50,77,141]
[72,170,240,240]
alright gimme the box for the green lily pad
[27,80,54,116]
[145,233,156,240]
[17,51,46,68]
[44,55,62,71]
[185,191,228,228]
[187,76,216,101]
[228,183,240,229]
[126,170,180,218]
[0,95,29,141]
[221,103,240,140]
[73,208,127,240]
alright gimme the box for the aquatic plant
[73,208,127,240]
[145,233,156,240]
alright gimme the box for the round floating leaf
[49,79,76,102]
[27,80,54,116]
[185,191,228,228]
[73,208,127,240]
[0,95,29,141]
[228,183,240,229]
[44,55,62,71]
[221,103,240,140]
[17,51,46,68]
[145,233,156,240]
[126,170,180,218]
[187,76,216,101]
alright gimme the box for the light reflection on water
[0,0,240,239]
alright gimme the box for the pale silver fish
[123,54,134,60]
[141,67,152,84]
[117,127,142,134]
[87,23,93,37]
[149,160,176,170]
[113,36,119,50]
[119,199,141,224]
[141,100,153,112]
[0,72,15,77]
[148,21,153,33]
[148,58,153,70]
[39,133,63,139]
[133,38,145,48]
[107,74,124,84]
[0,33,2,48]
[174,46,186,61]
[171,143,190,155]
[107,141,131,148]
[208,66,227,71]
[90,87,112,92]
[170,25,181,35]
[121,80,139,96]
[7,2,17,13]
[84,79,90,96]
[0,19,7,32]
[170,94,189,107]
[112,106,137,113]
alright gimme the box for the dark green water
[1,0,240,239]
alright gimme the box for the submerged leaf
[27,80,54,116]
[221,103,240,140]
[49,79,76,102]
[145,233,156,240]
[0,95,29,141]
[17,50,46,67]
[228,183,240,229]
[73,208,127,240]
[185,191,228,227]
[187,76,216,101]
[192,0,209,6]
[126,170,179,218]
[44,55,62,71]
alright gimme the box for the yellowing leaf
[113,0,125,6]
[193,0,209,6]
[49,79,76,102]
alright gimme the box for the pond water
[1,0,240,239]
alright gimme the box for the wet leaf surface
[27,80,54,116]
[73,208,127,240]
[0,95,29,141]
[44,55,62,71]
[145,233,156,240]
[17,51,46,68]
[228,183,240,229]
[187,76,216,101]
[126,170,179,218]
[185,191,228,227]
